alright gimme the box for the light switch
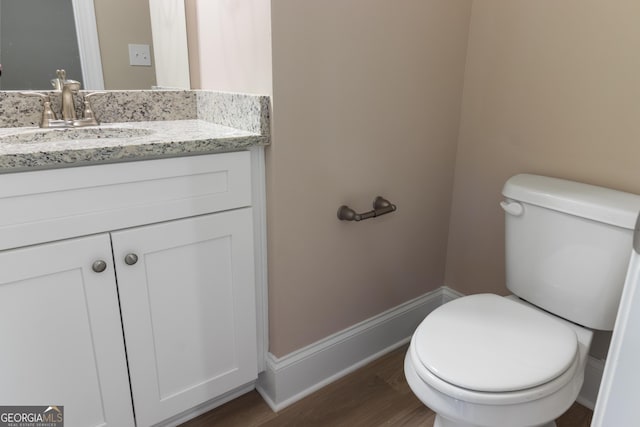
[128,44,152,66]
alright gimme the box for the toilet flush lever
[500,200,524,216]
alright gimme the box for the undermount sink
[0,126,154,144]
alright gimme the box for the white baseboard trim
[255,285,605,413]
[256,286,451,411]
[441,285,465,302]
[578,356,605,410]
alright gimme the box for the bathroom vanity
[0,90,270,426]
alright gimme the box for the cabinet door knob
[92,260,107,273]
[124,253,139,266]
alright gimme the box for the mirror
[0,0,190,91]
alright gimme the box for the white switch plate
[128,44,152,66]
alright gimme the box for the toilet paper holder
[337,196,397,222]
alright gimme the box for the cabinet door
[0,235,134,427]
[113,209,257,426]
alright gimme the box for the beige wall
[189,0,471,357]
[445,0,640,299]
[191,0,639,359]
[268,0,471,356]
[93,0,156,89]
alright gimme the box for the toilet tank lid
[503,174,640,230]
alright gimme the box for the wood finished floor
[180,345,593,427]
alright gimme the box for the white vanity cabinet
[0,151,260,427]
[0,234,136,427]
[113,209,257,426]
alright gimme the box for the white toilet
[405,174,640,427]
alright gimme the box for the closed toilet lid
[413,294,578,392]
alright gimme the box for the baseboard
[256,286,451,411]
[255,285,605,412]
[577,356,605,410]
[441,285,465,302]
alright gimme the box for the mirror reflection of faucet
[21,69,105,128]
[50,69,65,91]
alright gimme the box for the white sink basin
[0,127,154,144]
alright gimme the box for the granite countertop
[0,90,270,173]
[0,120,267,172]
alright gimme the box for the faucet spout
[61,79,80,122]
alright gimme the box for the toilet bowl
[403,174,640,427]
[405,294,592,427]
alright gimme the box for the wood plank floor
[180,345,593,426]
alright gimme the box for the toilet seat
[412,294,579,401]
[409,341,580,406]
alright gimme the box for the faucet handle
[40,99,58,127]
[20,91,48,100]
[84,91,107,101]
[76,91,107,127]
[20,92,61,128]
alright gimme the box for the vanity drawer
[0,151,252,250]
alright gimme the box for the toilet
[405,174,640,427]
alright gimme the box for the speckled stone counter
[0,90,270,172]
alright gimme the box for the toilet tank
[502,174,640,330]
